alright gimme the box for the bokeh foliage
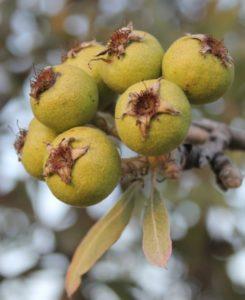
[0,0,244,299]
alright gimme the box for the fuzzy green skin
[21,118,57,179]
[63,43,116,109]
[30,64,98,133]
[45,127,122,207]
[100,31,164,94]
[115,79,191,156]
[162,36,234,104]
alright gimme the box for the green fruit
[15,118,57,179]
[44,127,121,207]
[97,23,164,94]
[30,64,98,133]
[162,34,234,104]
[62,40,116,110]
[115,79,191,156]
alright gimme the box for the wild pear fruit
[162,34,234,104]
[14,118,57,179]
[96,23,164,94]
[44,127,122,207]
[30,64,98,133]
[62,40,116,109]
[115,79,191,156]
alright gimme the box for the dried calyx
[62,40,98,62]
[14,127,28,161]
[189,34,233,67]
[96,22,143,60]
[123,80,180,138]
[44,138,89,184]
[30,66,60,101]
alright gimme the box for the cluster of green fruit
[15,23,234,208]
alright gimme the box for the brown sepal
[44,138,89,184]
[30,66,61,101]
[96,22,144,60]
[122,80,180,139]
[61,40,97,62]
[14,127,28,161]
[188,34,233,67]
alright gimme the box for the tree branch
[94,114,244,191]
[191,118,245,151]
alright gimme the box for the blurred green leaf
[143,188,172,267]
[65,182,140,298]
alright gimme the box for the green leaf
[65,182,140,298]
[142,188,172,267]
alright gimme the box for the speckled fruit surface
[63,42,115,109]
[21,118,57,179]
[30,64,98,133]
[44,127,122,207]
[115,79,191,156]
[99,30,164,94]
[162,35,234,104]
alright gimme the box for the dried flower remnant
[14,127,28,161]
[30,66,61,101]
[62,40,98,62]
[44,138,89,184]
[96,22,143,60]
[122,80,180,138]
[189,34,233,67]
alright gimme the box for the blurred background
[0,0,245,299]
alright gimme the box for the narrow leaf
[142,188,172,267]
[65,182,139,298]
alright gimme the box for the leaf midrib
[150,191,162,258]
